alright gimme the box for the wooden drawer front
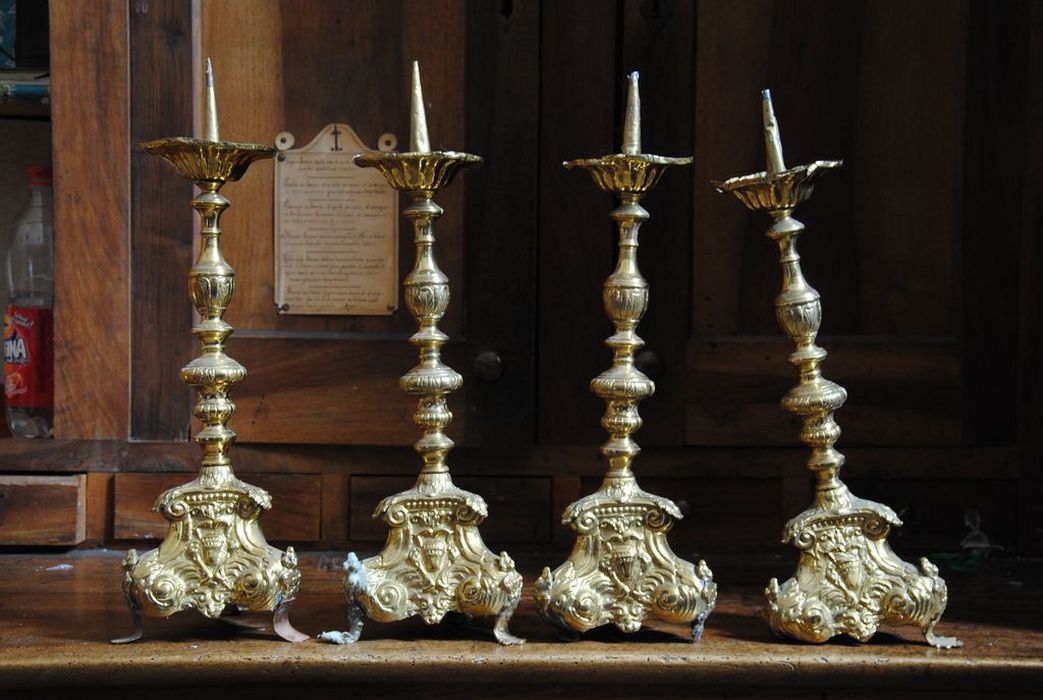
[351,476,553,546]
[0,475,86,545]
[113,473,322,541]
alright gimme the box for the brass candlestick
[535,73,717,641]
[714,90,960,648]
[113,60,306,644]
[324,62,524,646]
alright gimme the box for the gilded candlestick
[714,90,960,648]
[535,73,717,641]
[323,62,524,646]
[113,60,306,644]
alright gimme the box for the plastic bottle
[3,164,53,437]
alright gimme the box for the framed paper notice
[273,124,399,315]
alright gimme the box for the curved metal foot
[319,553,366,644]
[924,619,963,649]
[110,604,143,644]
[691,607,711,643]
[273,597,309,643]
[493,607,525,646]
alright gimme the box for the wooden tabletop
[1,551,1040,698]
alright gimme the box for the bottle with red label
[4,164,53,437]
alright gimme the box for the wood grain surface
[129,0,195,441]
[0,475,85,545]
[50,0,131,439]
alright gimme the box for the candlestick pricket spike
[325,61,524,646]
[535,72,717,641]
[113,59,306,644]
[714,90,960,648]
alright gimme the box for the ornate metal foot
[111,562,144,645]
[492,566,525,645]
[925,619,963,649]
[318,553,367,644]
[691,592,713,642]
[273,596,309,643]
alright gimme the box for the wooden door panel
[230,336,468,444]
[688,0,968,447]
[687,338,961,446]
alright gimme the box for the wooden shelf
[0,552,1040,698]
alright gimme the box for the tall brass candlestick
[714,90,960,648]
[325,62,524,646]
[535,73,717,641]
[113,60,306,644]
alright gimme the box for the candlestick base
[332,474,524,645]
[114,475,307,643]
[717,154,960,649]
[536,474,717,640]
[765,483,960,648]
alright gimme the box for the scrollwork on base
[117,477,305,643]
[330,482,525,645]
[765,488,962,648]
[535,482,716,640]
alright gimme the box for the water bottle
[4,164,54,438]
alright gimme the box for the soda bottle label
[3,306,53,408]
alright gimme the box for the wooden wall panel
[230,336,468,444]
[960,0,1028,448]
[537,0,619,446]
[203,0,466,336]
[191,0,533,446]
[461,0,540,446]
[50,0,131,439]
[129,0,195,441]
[687,338,961,446]
[688,0,968,448]
[619,0,694,445]
[1016,0,1043,554]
